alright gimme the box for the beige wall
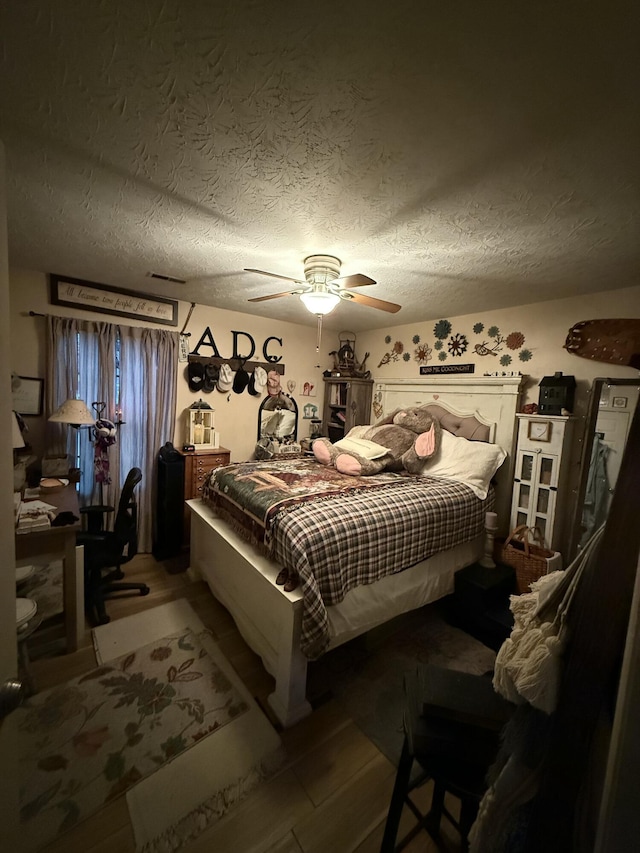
[9,268,640,465]
[9,268,326,463]
[173,306,324,461]
[356,285,640,420]
[355,287,640,526]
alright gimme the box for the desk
[15,485,84,653]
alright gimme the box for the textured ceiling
[0,1,637,331]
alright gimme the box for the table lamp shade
[12,411,25,448]
[49,399,95,427]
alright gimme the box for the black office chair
[78,467,149,625]
[380,665,514,852]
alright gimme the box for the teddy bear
[313,406,441,476]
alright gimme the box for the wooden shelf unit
[321,376,373,441]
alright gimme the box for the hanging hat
[202,362,220,393]
[248,365,267,396]
[255,366,268,390]
[217,363,234,393]
[232,360,250,394]
[187,361,204,392]
[267,370,282,397]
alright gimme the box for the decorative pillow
[420,429,507,499]
[334,435,390,460]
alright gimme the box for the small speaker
[153,443,185,560]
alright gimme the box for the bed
[188,376,523,726]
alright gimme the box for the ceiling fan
[245,254,401,316]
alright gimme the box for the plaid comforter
[204,460,493,659]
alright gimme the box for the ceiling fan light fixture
[300,291,340,315]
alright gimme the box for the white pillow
[420,429,506,499]
[276,410,296,437]
[342,425,372,440]
[333,435,390,460]
[262,411,283,435]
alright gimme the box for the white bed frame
[188,376,524,727]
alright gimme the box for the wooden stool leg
[17,638,36,696]
[459,796,480,848]
[380,736,414,853]
[428,779,446,837]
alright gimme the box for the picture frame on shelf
[527,419,552,442]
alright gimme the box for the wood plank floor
[27,553,464,853]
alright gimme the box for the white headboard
[373,376,524,534]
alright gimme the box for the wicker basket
[501,525,560,593]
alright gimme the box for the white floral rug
[13,601,282,852]
[19,559,64,623]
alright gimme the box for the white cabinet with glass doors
[510,414,575,553]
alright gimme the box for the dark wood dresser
[178,447,231,544]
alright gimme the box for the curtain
[46,317,80,455]
[46,316,179,551]
[118,325,179,552]
[46,317,118,507]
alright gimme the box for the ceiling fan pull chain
[316,314,323,353]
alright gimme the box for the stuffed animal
[313,406,441,476]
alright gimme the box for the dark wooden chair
[380,664,514,852]
[78,467,149,625]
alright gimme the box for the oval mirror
[257,393,298,442]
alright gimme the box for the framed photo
[612,396,628,408]
[12,376,44,416]
[303,402,319,419]
[50,274,179,326]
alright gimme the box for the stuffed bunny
[313,406,441,476]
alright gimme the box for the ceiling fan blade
[333,274,377,288]
[244,268,305,285]
[247,290,298,303]
[346,291,401,313]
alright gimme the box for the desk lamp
[48,400,95,484]
[49,399,95,427]
[12,411,25,449]
[13,411,27,490]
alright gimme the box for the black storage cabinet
[452,562,516,650]
[153,442,185,559]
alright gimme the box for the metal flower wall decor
[377,318,534,371]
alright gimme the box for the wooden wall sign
[50,274,179,326]
[420,364,475,375]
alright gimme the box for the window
[47,316,179,551]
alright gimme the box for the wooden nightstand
[178,447,231,545]
[452,562,516,650]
